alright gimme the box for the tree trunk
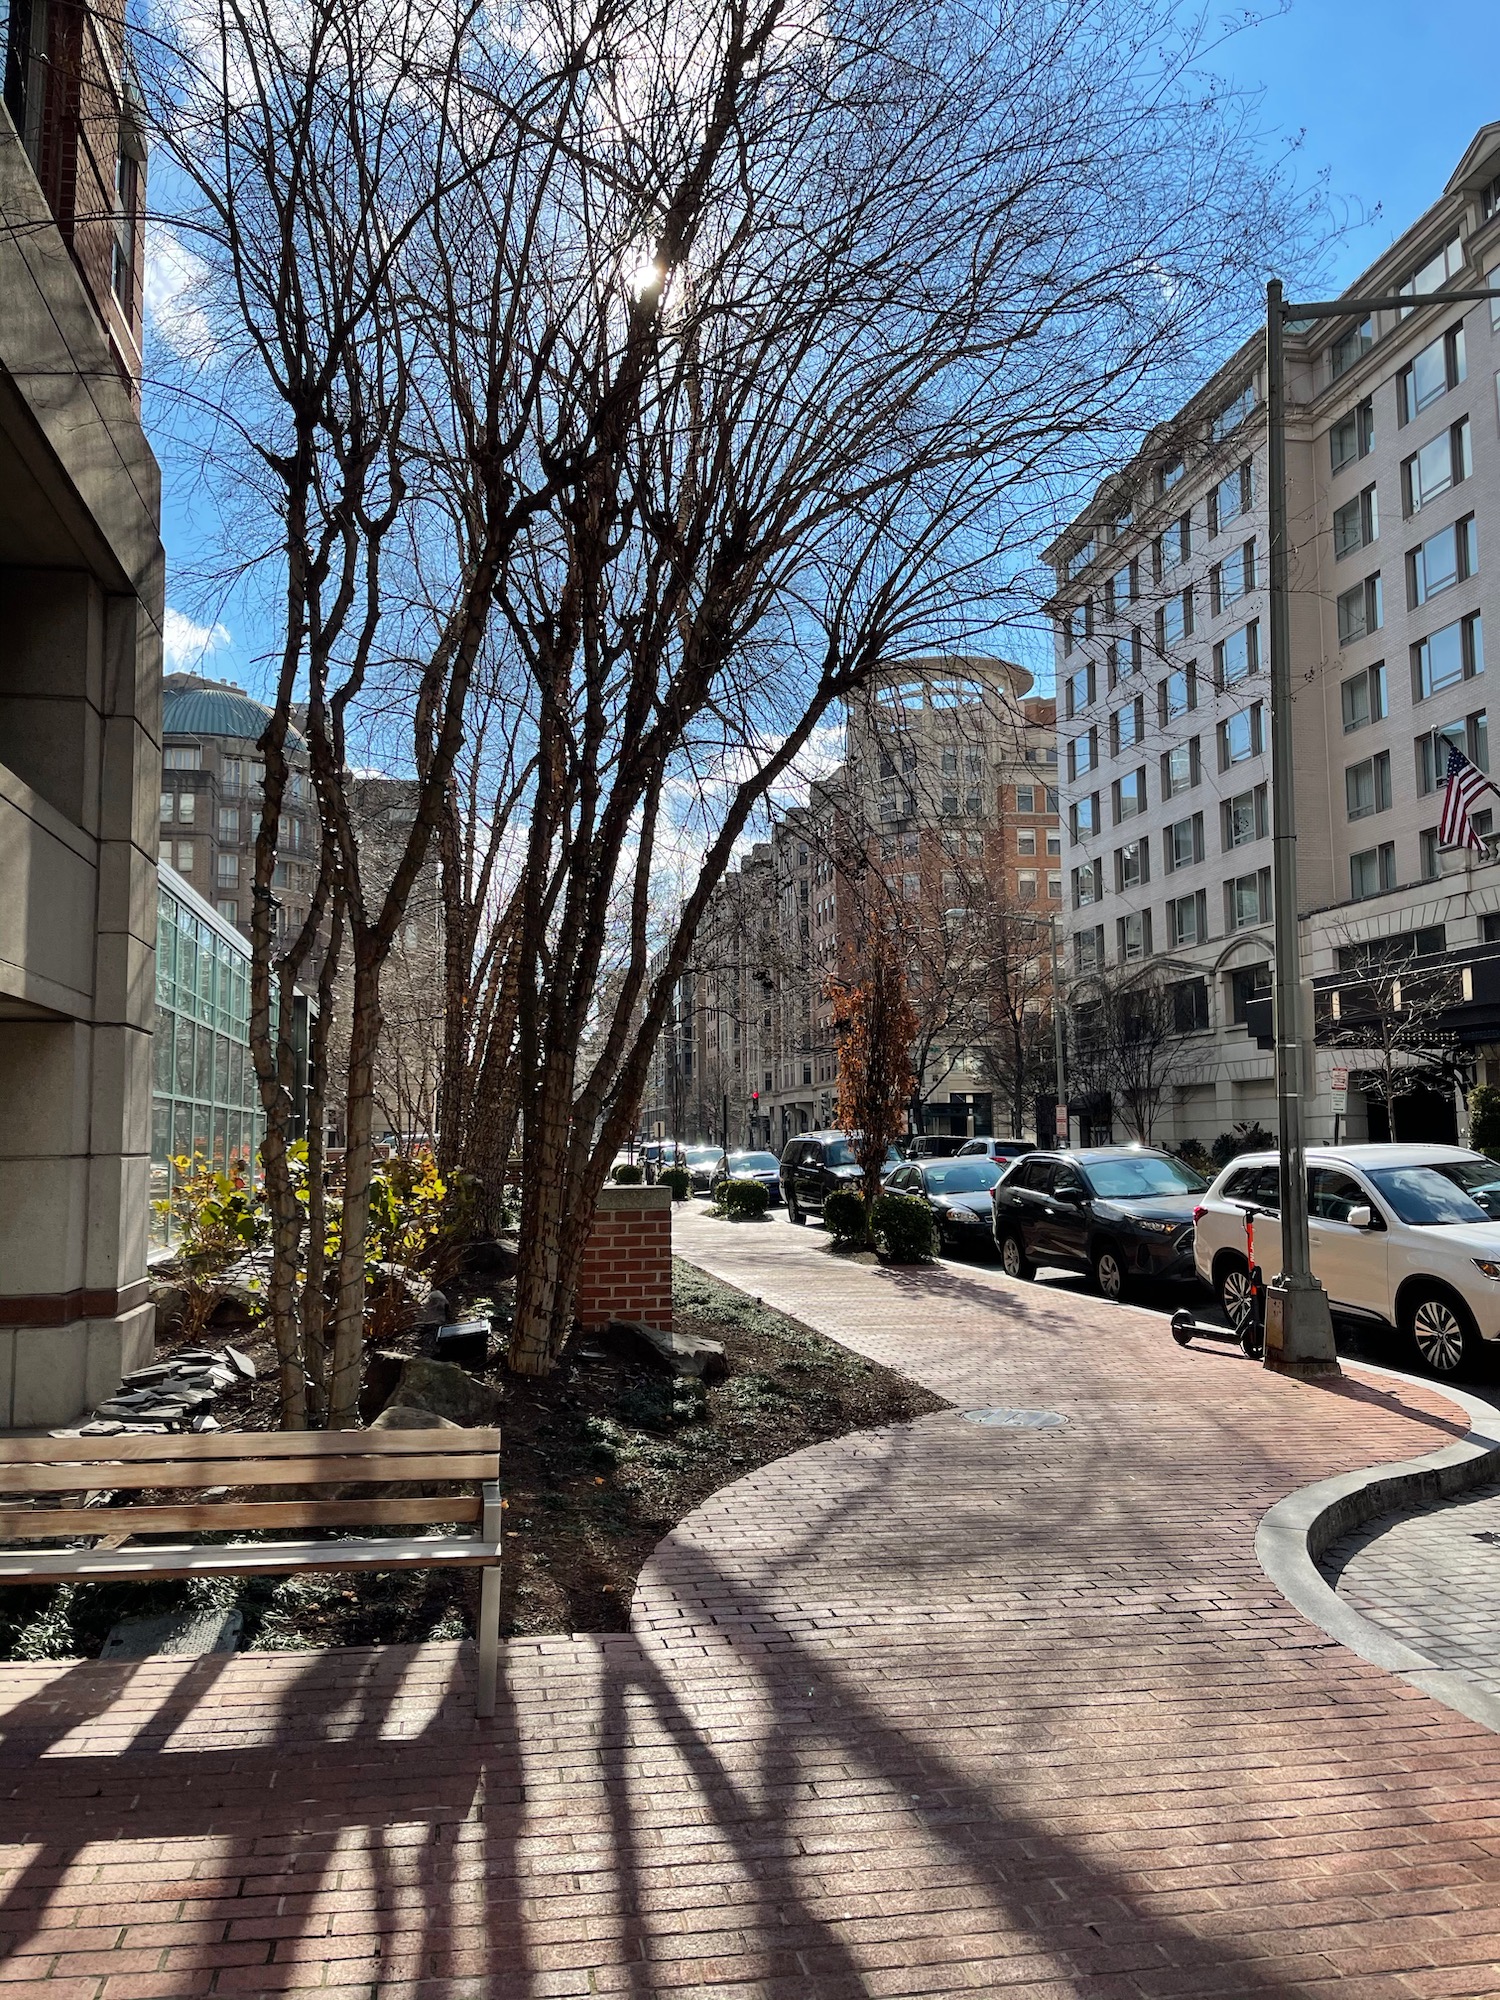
[327,938,382,1427]
[300,901,342,1425]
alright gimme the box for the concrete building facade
[1048,124,1500,1153]
[0,9,163,1423]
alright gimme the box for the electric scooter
[1171,1201,1265,1359]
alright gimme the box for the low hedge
[659,1166,692,1201]
[719,1178,770,1219]
[611,1162,644,1184]
[822,1188,868,1244]
[871,1191,936,1263]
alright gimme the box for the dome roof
[161,679,304,748]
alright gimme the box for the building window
[1208,463,1253,537]
[1072,861,1103,909]
[1115,840,1147,891]
[1167,892,1207,950]
[1047,872,1063,901]
[1350,843,1397,900]
[1337,574,1383,646]
[1218,705,1263,769]
[1329,399,1375,474]
[113,145,141,309]
[1016,784,1036,813]
[1404,418,1471,514]
[158,841,173,867]
[1158,459,1185,496]
[1118,911,1151,963]
[1412,612,1483,701]
[1068,730,1099,780]
[215,899,239,923]
[1416,711,1488,794]
[1162,739,1199,797]
[1074,926,1105,973]
[175,791,195,824]
[175,843,194,872]
[1329,317,1374,381]
[1398,325,1466,423]
[1409,515,1477,607]
[1214,620,1260,688]
[1156,589,1193,652]
[1158,667,1196,722]
[1399,233,1463,313]
[1018,871,1038,902]
[1111,699,1145,755]
[217,805,240,841]
[1341,662,1387,732]
[1211,540,1257,617]
[1333,484,1378,559]
[1345,750,1392,821]
[159,792,174,823]
[1018,829,1037,856]
[163,747,201,770]
[1171,976,1210,1033]
[1227,870,1270,931]
[216,853,240,885]
[1211,381,1258,442]
[1420,828,1442,880]
[1112,767,1147,823]
[1165,813,1202,872]
[1222,786,1266,851]
[1229,963,1272,1025]
[1070,794,1101,842]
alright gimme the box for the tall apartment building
[1,3,163,1422]
[641,658,1061,1149]
[1048,122,1500,1153]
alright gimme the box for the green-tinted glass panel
[194,1021,212,1099]
[192,1105,211,1161]
[154,1012,174,1091]
[174,1012,194,1095]
[212,1110,227,1170]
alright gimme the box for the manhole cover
[962,1408,1068,1429]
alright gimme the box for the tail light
[1192,1204,1207,1223]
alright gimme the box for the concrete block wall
[576,1185,673,1330]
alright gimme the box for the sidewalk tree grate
[962,1407,1068,1429]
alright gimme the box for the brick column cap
[595,1185,673,1212]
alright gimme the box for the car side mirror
[1345,1205,1373,1230]
[1054,1185,1084,1205]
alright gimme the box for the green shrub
[822,1188,868,1243]
[612,1162,644,1184]
[1210,1120,1273,1170]
[1471,1086,1500,1154]
[719,1177,769,1219]
[871,1192,935,1263]
[659,1166,691,1201]
[1173,1138,1213,1176]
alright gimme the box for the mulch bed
[0,1261,944,1660]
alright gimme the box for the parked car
[713,1150,783,1205]
[640,1140,684,1181]
[990,1146,1207,1299]
[1193,1143,1500,1376]
[957,1137,1037,1164]
[683,1144,727,1194]
[884,1157,1005,1252]
[779,1132,905,1223]
[909,1135,965,1159]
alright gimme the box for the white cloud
[145,226,218,365]
[163,606,231,668]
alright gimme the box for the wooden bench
[0,1428,503,1717]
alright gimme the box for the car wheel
[1091,1242,1127,1302]
[787,1193,804,1225]
[1404,1287,1480,1377]
[998,1229,1034,1281]
[1217,1256,1255,1335]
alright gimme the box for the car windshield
[1084,1156,1208,1199]
[1429,1157,1500,1219]
[685,1147,722,1165]
[1365,1165,1492,1227]
[922,1161,1002,1194]
[727,1152,779,1172]
[824,1140,902,1167]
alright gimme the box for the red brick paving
[3,1208,1500,1997]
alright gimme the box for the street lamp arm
[1275,288,1500,321]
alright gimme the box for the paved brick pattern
[3,1205,1500,1998]
[1324,1477,1500,1698]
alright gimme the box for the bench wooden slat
[0,1495,485,1539]
[0,1536,499,1587]
[0,1454,498,1494]
[0,1428,500,1464]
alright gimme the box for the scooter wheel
[1169,1311,1194,1348]
[1240,1327,1264,1358]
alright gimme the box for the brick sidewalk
[4,1209,1500,1997]
[1324,1479,1500,1701]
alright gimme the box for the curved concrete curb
[1256,1360,1500,1733]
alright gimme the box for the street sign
[1330,1065,1348,1114]
[1054,1105,1068,1140]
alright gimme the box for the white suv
[1193,1144,1500,1376]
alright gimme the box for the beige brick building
[1048,122,1500,1153]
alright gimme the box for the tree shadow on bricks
[0,1640,523,1995]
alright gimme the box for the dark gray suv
[990,1146,1207,1300]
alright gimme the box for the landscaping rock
[459,1238,518,1281]
[369,1404,463,1432]
[223,1345,257,1381]
[603,1319,728,1383]
[358,1348,409,1424]
[384,1356,502,1428]
[148,1281,190,1335]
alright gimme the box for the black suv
[779,1132,903,1224]
[990,1146,1207,1300]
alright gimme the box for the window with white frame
[1227,870,1270,931]
[1018,829,1037,856]
[1222,786,1266,851]
[1341,662,1387,733]
[1412,612,1483,701]
[1409,515,1477,607]
[1398,325,1466,423]
[1167,890,1206,948]
[1398,233,1463,314]
[1115,839,1147,891]
[1016,784,1036,813]
[1165,813,1202,872]
[163,747,201,770]
[1404,418,1471,514]
[1416,710,1488,794]
[1118,910,1151,962]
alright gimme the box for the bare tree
[1319,934,1464,1137]
[830,925,918,1219]
[1068,965,1196,1145]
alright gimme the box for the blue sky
[152,0,1500,694]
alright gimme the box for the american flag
[1439,746,1496,851]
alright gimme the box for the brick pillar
[575,1185,673,1330]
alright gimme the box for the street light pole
[1050,914,1066,1149]
[1261,277,1500,1374]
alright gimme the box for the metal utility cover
[962,1408,1068,1429]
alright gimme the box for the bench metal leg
[477,1565,500,1718]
